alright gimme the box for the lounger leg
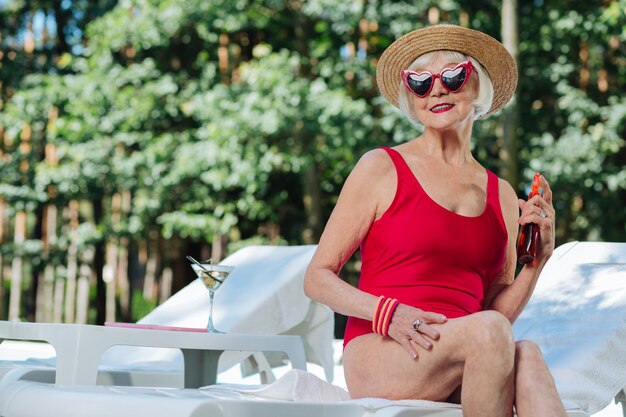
[64,346,103,385]
[181,349,223,388]
[615,388,626,417]
[250,352,277,384]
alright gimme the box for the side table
[0,321,306,388]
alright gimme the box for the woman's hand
[387,304,448,359]
[518,175,556,264]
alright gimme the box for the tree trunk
[64,241,78,322]
[104,240,118,323]
[289,0,323,243]
[0,255,3,320]
[117,190,132,320]
[93,198,106,325]
[38,204,58,322]
[210,233,228,263]
[159,267,173,304]
[52,267,64,322]
[0,198,5,320]
[302,166,322,243]
[500,0,520,188]
[169,237,191,295]
[52,1,70,54]
[143,237,159,300]
[8,211,26,321]
[104,193,123,322]
[9,257,23,321]
[27,204,44,322]
[117,236,130,321]
[37,265,55,322]
[64,200,79,323]
[75,261,91,325]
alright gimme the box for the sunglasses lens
[406,72,433,97]
[404,62,471,97]
[441,66,467,92]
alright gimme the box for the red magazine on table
[104,322,208,333]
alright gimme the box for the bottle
[517,173,542,264]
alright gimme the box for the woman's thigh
[343,310,513,400]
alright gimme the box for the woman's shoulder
[495,176,518,206]
[360,147,394,163]
[341,148,397,202]
[494,176,521,226]
[351,147,396,178]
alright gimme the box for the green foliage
[131,289,157,322]
[1,0,625,323]
[517,0,626,242]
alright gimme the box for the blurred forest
[0,0,624,331]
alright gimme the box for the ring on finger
[412,319,423,332]
[539,210,547,218]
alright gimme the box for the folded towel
[202,369,461,410]
[201,369,347,401]
[222,369,350,402]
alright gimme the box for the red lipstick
[430,103,454,113]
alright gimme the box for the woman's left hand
[517,175,556,264]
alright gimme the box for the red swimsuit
[343,147,508,348]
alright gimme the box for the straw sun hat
[376,24,518,117]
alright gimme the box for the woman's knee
[461,311,515,368]
[515,340,546,367]
[470,310,515,349]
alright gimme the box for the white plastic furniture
[513,241,626,416]
[0,321,306,387]
[100,244,334,382]
[4,241,625,417]
[0,245,333,387]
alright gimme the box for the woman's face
[410,53,478,131]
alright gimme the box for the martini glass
[190,260,235,333]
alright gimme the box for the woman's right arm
[304,149,446,358]
[303,149,392,320]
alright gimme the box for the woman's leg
[459,312,515,417]
[514,340,568,417]
[344,310,515,417]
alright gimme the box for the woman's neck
[416,125,475,166]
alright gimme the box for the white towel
[202,369,461,410]
[212,369,350,402]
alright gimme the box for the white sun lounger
[1,241,624,417]
[0,245,334,386]
[0,369,589,417]
[97,244,334,384]
[512,240,626,416]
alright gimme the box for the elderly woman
[304,25,566,416]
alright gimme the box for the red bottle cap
[528,172,541,198]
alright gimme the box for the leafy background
[0,0,624,335]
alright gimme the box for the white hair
[398,50,494,125]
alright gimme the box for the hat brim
[376,25,518,117]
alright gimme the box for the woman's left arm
[486,175,556,323]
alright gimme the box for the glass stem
[207,289,216,331]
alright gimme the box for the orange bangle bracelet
[381,299,399,336]
[376,298,393,335]
[371,295,385,333]
[378,298,392,334]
